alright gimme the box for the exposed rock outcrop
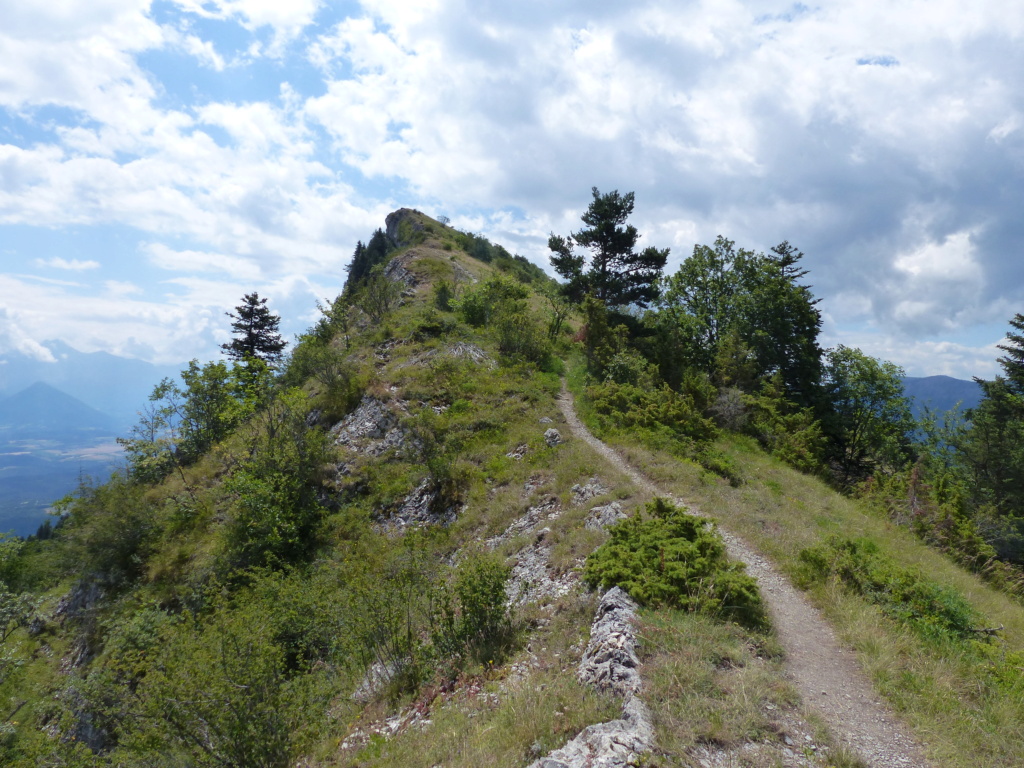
[385,477,461,529]
[571,478,608,505]
[585,502,626,531]
[528,587,654,768]
[384,207,423,248]
[330,395,408,458]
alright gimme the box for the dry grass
[593,425,1024,768]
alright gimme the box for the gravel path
[557,386,932,768]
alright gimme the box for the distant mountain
[0,382,118,438]
[0,341,182,430]
[902,375,983,419]
[0,382,123,537]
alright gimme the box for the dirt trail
[557,386,931,768]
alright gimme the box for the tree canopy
[221,292,287,365]
[549,187,668,308]
[651,237,822,405]
[820,345,914,485]
[344,228,390,294]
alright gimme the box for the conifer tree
[996,313,1024,394]
[221,292,286,365]
[344,228,390,293]
[549,187,668,308]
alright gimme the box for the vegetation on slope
[0,195,1022,768]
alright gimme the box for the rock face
[585,501,627,531]
[330,395,408,458]
[388,477,460,529]
[528,587,654,768]
[384,254,418,289]
[571,478,608,505]
[384,207,424,247]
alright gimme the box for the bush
[587,381,717,445]
[584,499,765,627]
[121,600,294,768]
[741,377,825,475]
[798,537,979,640]
[431,552,515,669]
[453,274,528,327]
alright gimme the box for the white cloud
[105,280,143,297]
[1,0,1023,381]
[145,243,260,281]
[35,257,101,271]
[172,0,322,54]
[0,307,57,362]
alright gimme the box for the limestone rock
[331,395,408,457]
[528,588,654,768]
[506,443,528,460]
[544,428,563,447]
[571,478,608,505]
[585,502,627,531]
[384,207,424,247]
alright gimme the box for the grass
[324,593,620,768]
[566,360,1024,767]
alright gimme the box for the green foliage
[453,275,551,365]
[56,475,159,585]
[0,580,39,686]
[860,462,1024,598]
[344,228,391,294]
[431,552,515,669]
[433,279,455,311]
[584,499,765,627]
[653,236,822,405]
[225,389,331,570]
[121,358,272,480]
[454,274,528,327]
[820,346,915,485]
[963,376,1024,524]
[798,537,979,641]
[358,264,402,324]
[459,232,549,283]
[221,292,287,366]
[120,598,295,768]
[740,376,826,475]
[587,380,717,447]
[282,337,362,419]
[549,187,669,308]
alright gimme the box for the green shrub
[741,376,825,475]
[798,537,979,640]
[56,476,159,586]
[431,552,515,669]
[453,274,528,328]
[434,280,454,311]
[584,499,765,627]
[120,600,295,768]
[493,309,551,366]
[587,381,717,445]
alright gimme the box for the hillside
[0,382,120,536]
[902,374,982,418]
[0,208,1022,768]
[0,342,181,429]
[0,382,118,437]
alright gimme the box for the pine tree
[221,292,287,365]
[344,228,391,294]
[549,187,668,308]
[996,313,1024,394]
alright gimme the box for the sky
[1,0,1022,379]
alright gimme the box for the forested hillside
[1,203,1023,767]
